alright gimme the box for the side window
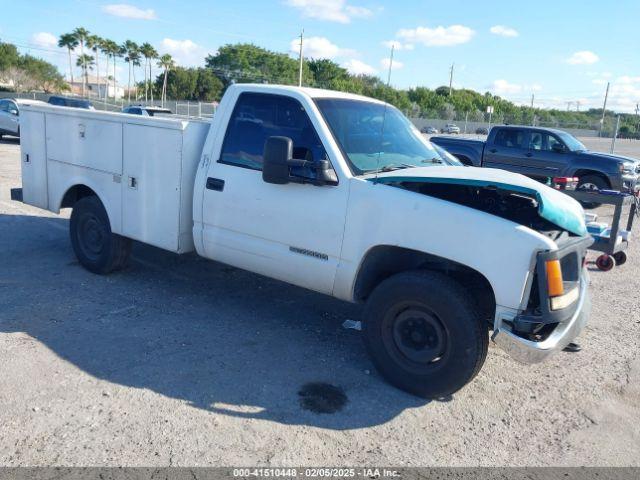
[220,93,327,171]
[494,129,525,149]
[529,132,543,150]
[0,101,7,112]
[545,134,562,151]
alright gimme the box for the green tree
[195,68,223,101]
[157,54,175,105]
[72,27,90,96]
[139,43,158,102]
[57,33,78,85]
[86,35,103,99]
[122,40,139,102]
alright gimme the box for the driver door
[200,92,350,295]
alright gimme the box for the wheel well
[574,169,611,187]
[353,246,496,322]
[60,185,98,209]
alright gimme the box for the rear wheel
[578,174,608,209]
[362,271,488,398]
[595,254,616,272]
[70,196,131,274]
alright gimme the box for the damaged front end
[369,169,593,363]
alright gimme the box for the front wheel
[363,271,488,398]
[70,196,132,274]
[578,175,608,209]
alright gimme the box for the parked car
[475,127,489,135]
[441,123,460,134]
[0,98,46,139]
[420,126,438,134]
[12,85,593,399]
[47,96,94,110]
[431,125,640,196]
[122,105,173,116]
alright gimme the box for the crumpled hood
[368,166,588,236]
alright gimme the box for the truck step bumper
[492,274,591,364]
[10,188,23,202]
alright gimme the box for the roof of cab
[228,83,386,105]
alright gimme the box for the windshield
[556,131,586,152]
[315,98,448,175]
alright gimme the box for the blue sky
[2,0,639,112]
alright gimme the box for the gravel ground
[0,136,639,467]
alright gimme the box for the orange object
[545,259,564,297]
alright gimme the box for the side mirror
[263,136,293,185]
[551,143,566,153]
[263,136,338,186]
[9,109,18,116]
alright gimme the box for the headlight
[621,163,634,174]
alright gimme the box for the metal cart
[564,190,638,271]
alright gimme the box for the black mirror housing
[263,136,338,186]
[552,143,565,153]
[263,136,293,185]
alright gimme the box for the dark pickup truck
[431,126,640,193]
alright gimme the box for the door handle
[206,177,225,192]
[489,148,497,153]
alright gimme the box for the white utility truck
[12,84,593,398]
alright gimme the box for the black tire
[612,251,627,266]
[578,174,608,209]
[70,196,132,274]
[362,271,488,398]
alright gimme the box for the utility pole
[576,100,580,112]
[599,81,610,137]
[611,115,621,153]
[566,101,572,111]
[635,103,639,134]
[297,28,304,87]
[448,63,454,96]
[530,93,534,109]
[386,44,395,86]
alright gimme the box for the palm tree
[157,54,175,107]
[86,35,103,99]
[139,43,157,102]
[122,40,139,102]
[76,54,95,90]
[72,27,90,96]
[100,39,119,100]
[100,39,114,100]
[57,33,78,86]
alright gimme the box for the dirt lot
[0,136,639,467]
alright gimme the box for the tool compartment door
[122,123,182,252]
[20,110,48,209]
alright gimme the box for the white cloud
[490,79,522,95]
[159,38,208,67]
[397,25,475,47]
[567,50,599,65]
[102,4,157,20]
[380,58,403,70]
[31,32,58,49]
[290,36,355,59]
[285,0,372,23]
[381,40,414,51]
[342,59,377,75]
[489,25,519,37]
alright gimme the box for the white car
[12,84,592,398]
[0,98,45,139]
[441,123,461,134]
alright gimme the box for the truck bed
[430,136,485,166]
[19,104,210,253]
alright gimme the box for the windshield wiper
[366,163,416,174]
[422,157,443,164]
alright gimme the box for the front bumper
[492,269,591,364]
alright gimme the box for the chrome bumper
[492,271,591,364]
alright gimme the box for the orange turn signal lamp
[545,259,565,297]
